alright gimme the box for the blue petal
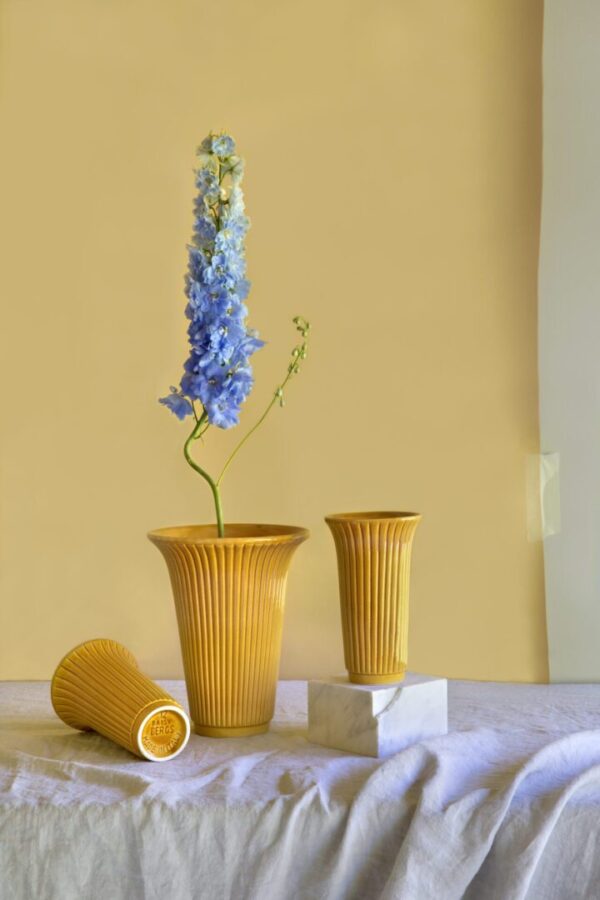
[159,392,193,420]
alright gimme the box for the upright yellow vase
[148,524,308,737]
[325,511,421,685]
[51,638,191,760]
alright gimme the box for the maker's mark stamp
[141,710,186,758]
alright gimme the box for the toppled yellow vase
[51,638,191,761]
[325,511,422,685]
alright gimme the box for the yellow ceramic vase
[325,511,421,685]
[51,638,191,761]
[148,524,309,737]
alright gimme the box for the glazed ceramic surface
[148,524,308,736]
[51,638,190,760]
[325,512,421,684]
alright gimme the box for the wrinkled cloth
[1,679,600,900]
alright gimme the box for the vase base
[348,670,406,685]
[193,722,270,738]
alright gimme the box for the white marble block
[307,674,448,757]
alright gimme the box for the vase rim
[325,511,422,522]
[147,523,310,545]
[50,637,137,730]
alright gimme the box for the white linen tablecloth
[1,678,600,900]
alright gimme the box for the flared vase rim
[50,637,136,713]
[325,511,422,523]
[147,523,310,545]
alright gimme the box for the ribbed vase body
[148,524,308,736]
[325,512,421,684]
[50,638,190,760]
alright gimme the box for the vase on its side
[325,511,421,685]
[148,523,308,737]
[51,638,191,760]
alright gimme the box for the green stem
[184,413,225,537]
[216,365,296,488]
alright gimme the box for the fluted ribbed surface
[325,512,421,684]
[148,524,308,735]
[51,638,189,759]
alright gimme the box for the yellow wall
[0,0,547,682]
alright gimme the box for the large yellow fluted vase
[325,511,422,685]
[51,638,191,760]
[148,524,309,737]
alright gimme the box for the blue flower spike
[160,131,262,429]
[159,132,310,536]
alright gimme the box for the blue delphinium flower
[211,134,236,158]
[160,132,264,428]
[158,132,310,536]
[159,387,193,420]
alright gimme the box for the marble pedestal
[307,673,448,758]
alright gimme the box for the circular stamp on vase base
[137,705,191,761]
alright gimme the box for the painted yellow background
[0,0,547,682]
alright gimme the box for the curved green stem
[216,317,310,487]
[184,413,225,537]
[216,391,280,488]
